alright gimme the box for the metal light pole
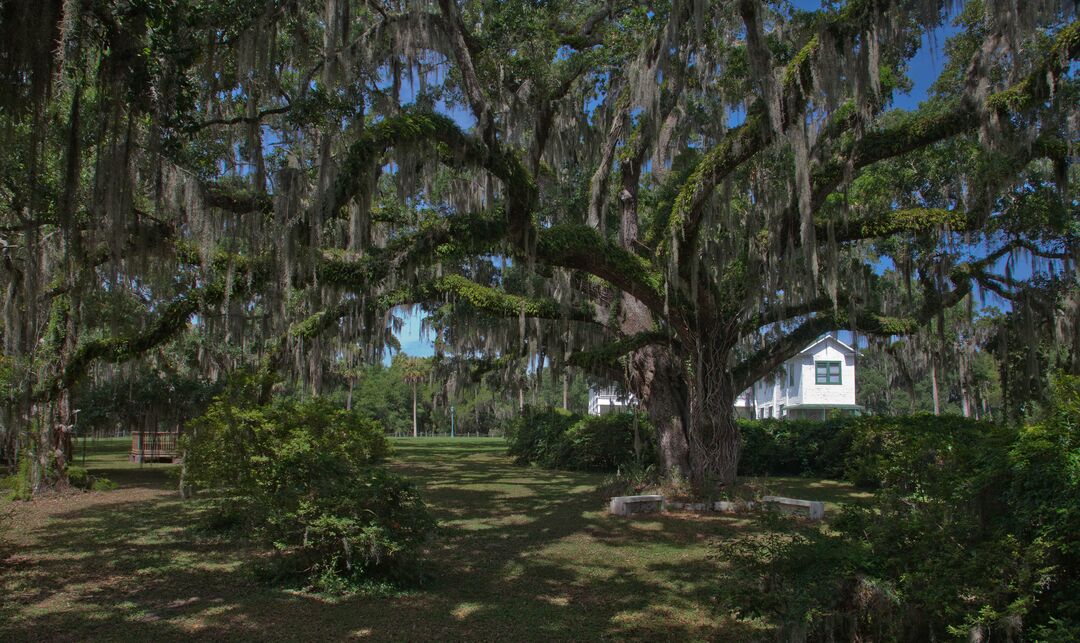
[450,405,455,438]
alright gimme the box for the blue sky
[388,4,984,360]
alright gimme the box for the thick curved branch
[327,115,674,336]
[665,0,887,260]
[425,275,599,323]
[39,285,215,399]
[821,134,1068,244]
[809,22,1079,225]
[567,330,673,372]
[533,225,689,337]
[436,0,496,149]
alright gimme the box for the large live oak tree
[1,0,1076,490]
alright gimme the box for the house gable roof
[797,335,855,356]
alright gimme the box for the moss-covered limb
[822,132,1068,244]
[330,110,535,226]
[320,213,671,330]
[811,23,1080,211]
[834,207,971,241]
[41,286,213,398]
[737,296,837,336]
[985,20,1080,113]
[37,249,281,400]
[317,210,509,289]
[665,0,896,261]
[351,274,598,326]
[201,182,274,215]
[532,224,693,338]
[430,274,598,323]
[663,112,767,258]
[566,330,673,372]
[173,242,276,280]
[731,315,838,393]
[810,107,977,208]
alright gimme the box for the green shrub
[1,458,32,501]
[66,466,90,489]
[64,465,117,492]
[90,477,118,491]
[841,414,1009,491]
[1004,374,1080,640]
[737,417,853,478]
[564,413,655,471]
[506,407,654,471]
[726,375,1080,640]
[183,393,434,591]
[505,407,579,468]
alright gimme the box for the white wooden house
[588,386,632,416]
[588,335,862,419]
[734,336,861,420]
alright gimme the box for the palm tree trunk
[412,382,418,437]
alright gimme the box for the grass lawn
[1,437,869,641]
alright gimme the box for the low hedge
[737,417,853,479]
[510,409,997,490]
[506,407,655,471]
[737,415,1000,489]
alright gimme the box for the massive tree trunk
[638,354,691,477]
[686,335,741,489]
[621,294,691,476]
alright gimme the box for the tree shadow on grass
[1,441,776,641]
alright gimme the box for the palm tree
[401,358,429,437]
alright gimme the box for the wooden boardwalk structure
[130,432,179,463]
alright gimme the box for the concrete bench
[712,500,755,513]
[609,495,663,516]
[761,496,825,520]
[664,500,708,512]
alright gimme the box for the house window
[788,369,795,388]
[779,403,785,418]
[815,361,842,385]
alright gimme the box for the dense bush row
[505,407,655,471]
[737,414,1002,488]
[183,390,435,592]
[511,409,991,488]
[721,375,1080,640]
[737,417,853,479]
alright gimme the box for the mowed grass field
[1,436,869,641]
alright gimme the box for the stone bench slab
[609,494,824,520]
[664,500,708,512]
[712,500,755,513]
[761,495,825,520]
[609,495,663,516]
